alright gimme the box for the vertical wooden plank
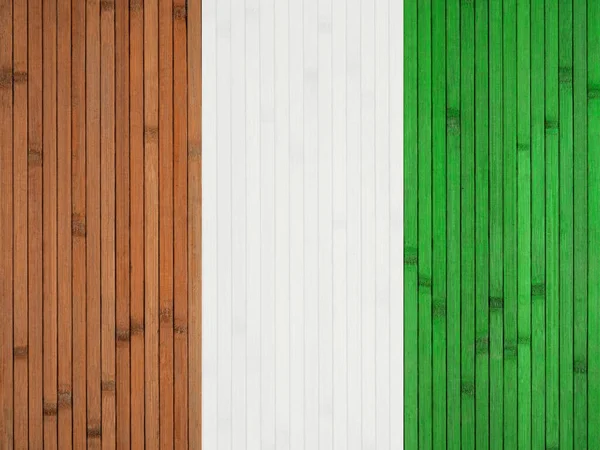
[332,0,349,446]
[503,0,518,446]
[115,0,131,448]
[86,0,102,446]
[475,0,489,448]
[461,0,475,446]
[346,0,361,448]
[516,0,531,447]
[159,0,174,447]
[28,0,44,446]
[559,0,574,447]
[71,0,87,445]
[573,0,588,447]
[432,0,447,445]
[404,0,418,446]
[57,0,73,447]
[530,0,546,447]
[187,0,202,445]
[173,1,189,447]
[588,0,600,446]
[245,0,261,444]
[488,0,503,446]
[144,0,160,446]
[545,0,560,447]
[374,0,391,446]
[230,0,247,446]
[42,0,58,445]
[0,0,13,446]
[100,1,117,447]
[129,0,145,446]
[389,0,403,445]
[446,0,461,446]
[261,0,277,442]
[273,0,291,444]
[359,0,376,444]
[417,0,433,446]
[13,0,29,446]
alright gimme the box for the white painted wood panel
[203,0,403,447]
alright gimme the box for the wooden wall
[202,0,403,448]
[0,0,202,448]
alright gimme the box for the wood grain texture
[406,0,595,448]
[1,0,199,447]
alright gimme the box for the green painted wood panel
[404,0,596,447]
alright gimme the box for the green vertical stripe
[446,0,461,447]
[406,0,594,448]
[573,0,588,447]
[404,0,418,445]
[503,0,518,446]
[559,0,574,447]
[475,0,489,448]
[588,0,600,447]
[432,0,447,446]
[488,0,504,447]
[418,0,433,447]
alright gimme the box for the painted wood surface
[202,0,403,447]
[405,0,597,448]
[0,0,201,447]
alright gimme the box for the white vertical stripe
[346,0,362,447]
[231,0,248,446]
[245,0,262,448]
[332,0,348,447]
[217,0,233,446]
[260,0,276,448]
[204,0,402,447]
[274,0,291,449]
[317,0,334,446]
[202,0,219,447]
[375,0,391,447]
[389,0,404,447]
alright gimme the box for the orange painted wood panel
[1,0,201,447]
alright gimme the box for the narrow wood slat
[72,0,88,446]
[545,0,560,447]
[559,0,574,447]
[145,0,160,446]
[417,0,433,447]
[86,0,102,447]
[516,0,531,448]
[461,0,475,447]
[0,0,13,446]
[531,0,546,447]
[488,0,503,447]
[130,0,146,446]
[403,0,418,446]
[115,0,131,448]
[188,0,202,446]
[13,0,29,446]
[28,0,44,446]
[159,0,175,447]
[173,0,189,446]
[100,0,117,447]
[42,0,58,445]
[503,0,518,447]
[589,0,600,447]
[57,0,73,447]
[431,0,446,446]
[474,0,489,447]
[573,0,588,447]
